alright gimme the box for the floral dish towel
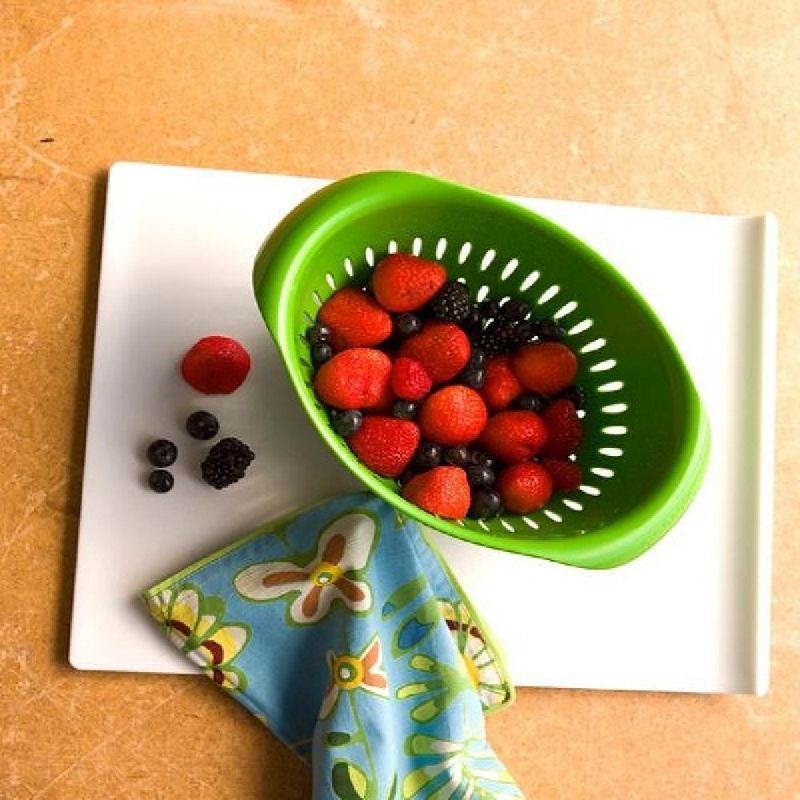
[143,492,524,799]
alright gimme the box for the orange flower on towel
[234,512,376,624]
[319,635,389,719]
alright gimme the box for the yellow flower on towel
[319,635,389,719]
[146,585,250,691]
[234,512,376,625]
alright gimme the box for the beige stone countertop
[1,2,798,798]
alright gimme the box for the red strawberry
[511,342,578,396]
[402,466,471,519]
[347,416,420,477]
[398,322,471,383]
[480,356,523,411]
[180,335,251,394]
[418,386,488,446]
[542,458,583,491]
[318,288,392,350]
[391,357,433,402]
[313,348,392,410]
[497,462,553,513]
[478,410,548,463]
[541,398,583,457]
[371,253,447,313]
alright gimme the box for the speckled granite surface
[1,2,798,798]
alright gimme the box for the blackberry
[536,318,566,342]
[311,342,333,366]
[392,400,418,420]
[413,441,441,470]
[186,411,219,440]
[516,393,546,413]
[148,469,174,493]
[467,463,495,487]
[512,320,536,346]
[478,321,518,355]
[146,439,177,468]
[201,437,255,489]
[460,366,485,389]
[561,385,586,410]
[429,281,471,323]
[462,306,484,335]
[394,313,422,338]
[499,299,530,321]
[306,324,331,345]
[468,488,503,519]
[479,299,501,320]
[331,409,363,437]
[443,446,470,468]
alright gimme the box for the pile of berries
[308,253,586,520]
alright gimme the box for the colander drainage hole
[458,241,472,263]
[480,249,496,271]
[325,272,337,291]
[580,338,606,353]
[544,509,562,523]
[476,285,490,302]
[562,498,583,511]
[412,237,423,256]
[602,425,628,436]
[568,318,593,336]
[598,446,624,457]
[590,358,616,372]
[500,519,516,533]
[538,284,560,305]
[500,258,519,281]
[435,237,448,259]
[602,403,628,414]
[598,380,624,393]
[519,270,540,292]
[590,467,615,479]
[312,290,323,307]
[343,257,355,276]
[522,516,539,529]
[580,485,602,496]
[554,300,578,319]
[365,246,375,266]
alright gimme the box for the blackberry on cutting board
[201,437,255,489]
[429,280,471,323]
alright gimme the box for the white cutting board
[69,163,777,694]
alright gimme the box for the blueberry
[468,488,502,519]
[536,318,566,341]
[186,411,219,440]
[392,400,418,420]
[499,299,530,321]
[394,313,422,337]
[310,342,333,366]
[469,449,496,469]
[516,393,545,413]
[443,446,470,468]
[146,439,177,468]
[398,468,416,486]
[148,469,174,493]
[467,464,495,487]
[561,385,586,410]
[413,441,441,470]
[306,324,331,345]
[467,348,487,370]
[331,409,363,437]
[460,366,485,389]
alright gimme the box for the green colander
[253,171,710,568]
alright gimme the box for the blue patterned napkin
[143,492,524,799]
